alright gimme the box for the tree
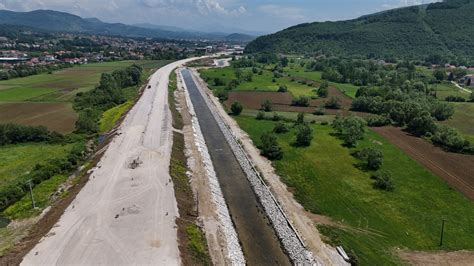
[260,132,283,160]
[332,116,366,146]
[295,124,313,146]
[325,97,341,109]
[317,81,329,97]
[256,111,266,120]
[357,148,383,170]
[433,69,446,81]
[261,99,273,112]
[230,101,243,116]
[407,113,437,136]
[292,96,310,107]
[278,85,288,92]
[296,112,305,124]
[273,122,289,134]
[372,172,394,191]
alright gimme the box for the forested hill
[245,0,474,63]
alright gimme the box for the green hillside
[245,0,474,63]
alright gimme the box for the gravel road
[21,58,200,265]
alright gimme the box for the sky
[0,0,442,34]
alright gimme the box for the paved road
[22,58,199,265]
[181,69,291,265]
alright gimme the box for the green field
[235,115,474,265]
[199,67,316,97]
[0,144,72,188]
[432,82,471,100]
[441,102,474,142]
[0,60,171,102]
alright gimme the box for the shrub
[325,97,341,109]
[261,99,273,112]
[292,96,310,107]
[372,172,394,191]
[432,125,470,152]
[260,132,283,160]
[273,122,289,134]
[215,89,228,101]
[365,115,391,127]
[445,95,466,102]
[295,124,313,147]
[213,77,225,86]
[272,112,283,121]
[230,101,243,116]
[313,107,325,116]
[296,112,305,124]
[317,81,329,98]
[256,111,266,120]
[278,85,288,93]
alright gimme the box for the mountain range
[245,0,474,61]
[0,9,256,42]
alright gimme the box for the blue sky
[0,0,441,34]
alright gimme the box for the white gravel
[180,69,246,265]
[185,69,318,265]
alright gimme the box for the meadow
[235,115,474,265]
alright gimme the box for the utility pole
[439,219,445,246]
[27,180,36,209]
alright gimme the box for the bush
[325,97,341,109]
[296,112,305,125]
[295,124,313,146]
[317,81,329,97]
[278,85,288,93]
[372,172,394,191]
[230,101,243,116]
[256,111,266,120]
[292,96,310,107]
[365,115,391,127]
[272,112,283,121]
[273,122,289,134]
[313,107,325,116]
[445,95,466,102]
[215,89,228,101]
[0,123,63,146]
[432,125,470,152]
[260,132,283,160]
[261,99,273,112]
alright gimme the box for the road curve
[22,58,201,265]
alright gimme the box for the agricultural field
[432,82,471,101]
[441,102,474,142]
[234,115,474,265]
[0,60,172,133]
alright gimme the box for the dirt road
[21,58,200,265]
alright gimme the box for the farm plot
[0,60,170,132]
[225,87,353,115]
[0,102,77,133]
[234,115,474,265]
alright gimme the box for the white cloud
[258,4,307,21]
[381,0,442,10]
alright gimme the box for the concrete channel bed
[181,68,316,265]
